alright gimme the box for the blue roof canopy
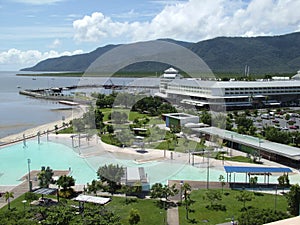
[224,166,292,174]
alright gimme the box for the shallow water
[0,139,226,186]
[1,138,297,187]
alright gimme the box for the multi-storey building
[158,68,300,109]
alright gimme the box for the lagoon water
[0,71,159,139]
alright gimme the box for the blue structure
[224,166,292,174]
[223,166,292,186]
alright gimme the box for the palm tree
[4,191,14,210]
[181,183,192,220]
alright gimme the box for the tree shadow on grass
[206,204,226,211]
[155,200,176,209]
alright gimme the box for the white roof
[169,79,300,88]
[264,216,300,225]
[162,74,179,78]
[164,67,178,73]
[127,167,140,181]
[73,195,110,205]
[184,122,209,128]
[199,127,300,160]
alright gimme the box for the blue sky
[1,0,300,71]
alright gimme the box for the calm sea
[0,71,159,139]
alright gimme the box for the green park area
[0,186,293,225]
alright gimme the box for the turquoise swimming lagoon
[1,140,295,186]
[0,141,96,185]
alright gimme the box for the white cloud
[11,0,64,5]
[0,48,83,70]
[73,12,132,42]
[73,0,300,43]
[48,39,61,48]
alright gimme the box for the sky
[1,0,300,71]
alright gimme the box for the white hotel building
[158,68,300,109]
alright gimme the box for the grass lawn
[100,108,155,122]
[224,155,254,164]
[178,189,288,225]
[57,126,74,134]
[107,197,166,225]
[1,188,288,225]
[1,193,166,225]
[148,138,204,153]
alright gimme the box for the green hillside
[21,32,300,75]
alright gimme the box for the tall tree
[38,166,54,188]
[97,164,124,194]
[200,110,211,125]
[86,179,104,196]
[150,183,178,201]
[56,175,75,199]
[219,175,225,193]
[250,176,258,191]
[286,183,300,216]
[181,183,192,220]
[3,191,14,210]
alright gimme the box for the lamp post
[207,150,210,189]
[37,131,40,144]
[180,180,183,203]
[230,134,233,156]
[27,159,31,192]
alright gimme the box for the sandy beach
[0,105,86,145]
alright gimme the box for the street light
[207,150,210,189]
[180,181,183,203]
[27,159,31,192]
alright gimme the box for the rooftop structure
[159,67,182,94]
[162,113,199,129]
[73,195,111,205]
[121,167,150,191]
[197,126,300,168]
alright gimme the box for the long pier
[19,83,159,103]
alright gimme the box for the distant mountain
[21,32,300,75]
[22,44,118,72]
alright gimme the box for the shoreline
[0,105,86,146]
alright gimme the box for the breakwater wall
[19,89,92,105]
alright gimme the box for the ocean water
[0,71,81,139]
[0,71,159,139]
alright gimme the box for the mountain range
[21,32,300,75]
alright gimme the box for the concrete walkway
[0,170,69,209]
[167,206,179,225]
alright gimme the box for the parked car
[281,127,289,131]
[261,114,270,119]
[289,125,298,129]
[272,119,280,123]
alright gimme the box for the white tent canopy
[73,195,111,205]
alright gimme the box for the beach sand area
[0,106,85,144]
